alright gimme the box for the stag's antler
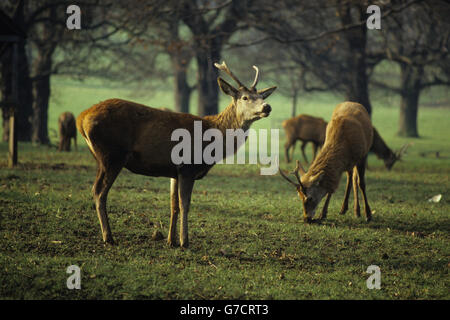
[279,160,305,190]
[214,61,245,88]
[250,65,259,90]
[396,142,411,160]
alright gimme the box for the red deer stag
[77,61,276,248]
[279,102,373,222]
[58,112,77,152]
[282,114,327,164]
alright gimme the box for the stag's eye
[242,96,248,101]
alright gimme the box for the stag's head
[385,143,411,171]
[215,61,277,124]
[279,160,327,222]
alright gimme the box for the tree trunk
[171,55,192,113]
[291,90,298,118]
[196,47,220,116]
[339,3,372,116]
[31,48,53,144]
[398,64,423,137]
[1,41,33,142]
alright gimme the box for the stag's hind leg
[92,154,127,244]
[356,157,372,222]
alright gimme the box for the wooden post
[8,41,19,168]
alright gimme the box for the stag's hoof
[167,236,178,247]
[180,240,189,249]
[303,216,315,224]
[103,237,115,245]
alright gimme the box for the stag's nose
[262,103,272,114]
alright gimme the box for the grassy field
[0,77,449,299]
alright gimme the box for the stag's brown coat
[77,62,276,248]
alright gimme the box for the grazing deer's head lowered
[279,102,374,223]
[371,127,410,171]
[279,160,327,220]
[77,61,276,248]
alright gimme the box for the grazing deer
[282,114,327,164]
[370,127,409,170]
[76,61,276,248]
[58,112,77,152]
[279,102,373,222]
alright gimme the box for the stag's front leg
[356,158,372,222]
[318,193,332,220]
[167,178,179,247]
[178,175,195,248]
[339,170,353,215]
[353,166,361,218]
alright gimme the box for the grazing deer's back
[325,102,373,159]
[283,114,327,143]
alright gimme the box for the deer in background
[76,61,276,248]
[282,114,327,164]
[283,113,409,170]
[279,102,373,222]
[370,127,409,170]
[58,112,77,152]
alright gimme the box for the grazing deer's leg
[74,135,77,151]
[289,140,297,162]
[178,175,195,248]
[353,166,361,218]
[284,141,291,163]
[285,140,295,163]
[356,158,372,222]
[312,143,318,161]
[167,178,179,247]
[339,170,353,215]
[319,193,332,220]
[93,158,125,244]
[300,141,309,164]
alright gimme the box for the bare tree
[371,0,450,137]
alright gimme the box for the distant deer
[58,112,77,152]
[370,127,409,170]
[76,61,276,248]
[279,102,373,222]
[282,114,327,164]
[283,113,408,170]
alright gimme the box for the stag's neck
[203,102,250,133]
[305,144,348,193]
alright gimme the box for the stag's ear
[258,86,277,99]
[218,77,239,98]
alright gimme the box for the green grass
[0,76,449,299]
